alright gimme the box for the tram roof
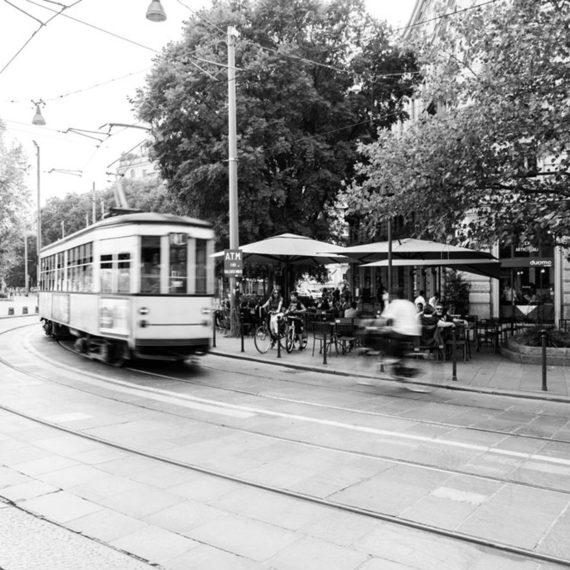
[40,212,213,253]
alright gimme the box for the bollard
[212,314,216,348]
[277,316,282,358]
[451,327,458,381]
[322,328,328,365]
[541,329,547,392]
[240,321,244,353]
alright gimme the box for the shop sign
[529,258,553,268]
[224,249,243,277]
[501,257,553,268]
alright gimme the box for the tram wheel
[102,340,126,367]
[74,337,88,353]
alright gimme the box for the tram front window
[169,233,188,294]
[141,236,161,294]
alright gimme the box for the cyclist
[261,288,284,344]
[360,287,421,378]
[284,292,307,347]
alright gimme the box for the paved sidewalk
[0,295,38,318]
[211,332,570,403]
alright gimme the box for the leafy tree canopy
[342,0,570,248]
[133,0,418,248]
[0,120,32,285]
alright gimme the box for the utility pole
[228,25,240,334]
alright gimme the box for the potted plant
[443,269,471,315]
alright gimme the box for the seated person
[344,301,358,319]
[285,292,307,341]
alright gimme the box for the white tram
[38,212,216,365]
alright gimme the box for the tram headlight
[138,307,150,315]
[201,307,211,315]
[139,320,148,328]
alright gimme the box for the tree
[40,178,174,248]
[342,0,570,247]
[0,120,32,287]
[133,0,418,249]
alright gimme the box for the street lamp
[31,100,46,126]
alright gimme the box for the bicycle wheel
[254,325,271,354]
[285,325,295,353]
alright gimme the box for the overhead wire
[1,0,84,76]
[395,0,501,32]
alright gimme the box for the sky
[0,0,416,206]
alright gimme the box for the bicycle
[214,304,231,334]
[253,311,288,354]
[356,321,439,392]
[284,314,308,353]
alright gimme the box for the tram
[38,212,216,365]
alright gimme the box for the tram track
[5,325,570,495]
[1,324,570,566]
[1,373,569,568]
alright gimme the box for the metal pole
[387,217,392,300]
[32,140,41,257]
[228,26,239,334]
[541,329,547,391]
[451,327,458,381]
[24,234,29,295]
[92,181,96,224]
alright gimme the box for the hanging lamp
[146,0,167,22]
[31,100,46,126]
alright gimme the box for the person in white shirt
[428,291,440,309]
[414,290,427,311]
[358,288,421,378]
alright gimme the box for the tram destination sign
[224,248,243,277]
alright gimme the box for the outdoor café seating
[476,318,501,352]
[333,318,358,354]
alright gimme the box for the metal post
[240,319,244,353]
[322,328,328,365]
[32,141,41,271]
[387,217,392,300]
[212,313,216,348]
[277,316,282,359]
[541,329,547,391]
[24,235,29,296]
[451,327,458,381]
[92,181,96,224]
[227,26,239,335]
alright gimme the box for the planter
[503,336,570,366]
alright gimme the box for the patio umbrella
[334,238,497,265]
[213,233,348,265]
[361,258,501,279]
[212,233,349,295]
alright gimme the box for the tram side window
[195,239,207,295]
[141,236,161,294]
[118,253,131,293]
[169,233,187,294]
[100,254,113,293]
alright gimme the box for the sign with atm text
[224,249,243,277]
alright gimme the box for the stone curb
[210,349,570,404]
